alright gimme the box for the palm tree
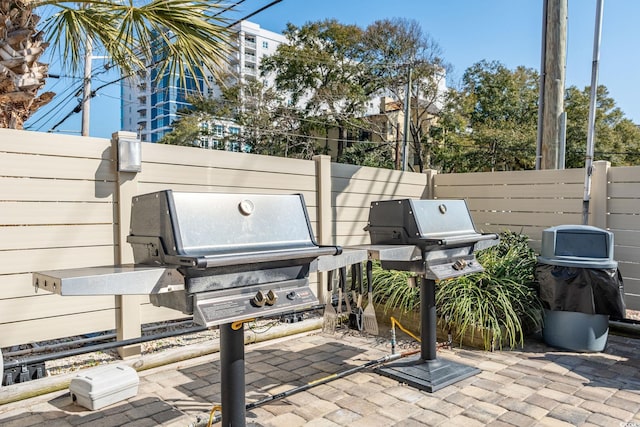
[0,0,232,129]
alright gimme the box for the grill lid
[128,190,340,268]
[366,199,496,249]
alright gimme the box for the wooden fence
[0,128,638,351]
[433,161,640,311]
[0,130,428,350]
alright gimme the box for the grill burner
[362,199,499,392]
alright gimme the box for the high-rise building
[120,21,286,143]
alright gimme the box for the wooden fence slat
[0,246,116,275]
[139,162,316,190]
[140,302,187,324]
[466,198,583,213]
[619,263,640,280]
[331,162,428,185]
[434,168,586,186]
[609,182,640,198]
[608,199,640,215]
[0,202,115,225]
[471,211,583,228]
[331,176,427,197]
[0,178,116,202]
[0,129,111,158]
[0,274,33,299]
[608,214,640,231]
[612,230,640,247]
[0,294,116,323]
[334,221,369,238]
[0,224,116,251]
[0,310,117,346]
[1,152,115,181]
[609,165,640,182]
[613,246,640,264]
[142,142,315,175]
[621,277,640,297]
[335,206,372,223]
[435,183,585,199]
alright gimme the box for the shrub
[372,231,543,350]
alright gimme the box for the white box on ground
[69,364,139,410]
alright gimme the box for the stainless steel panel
[192,279,318,327]
[172,192,314,253]
[354,245,423,262]
[151,191,318,256]
[366,199,498,247]
[313,248,369,272]
[33,265,184,296]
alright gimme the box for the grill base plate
[376,356,479,393]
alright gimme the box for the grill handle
[424,233,499,247]
[175,245,342,268]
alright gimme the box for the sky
[25,0,640,139]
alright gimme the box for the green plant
[371,264,418,313]
[371,231,543,350]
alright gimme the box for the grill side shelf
[32,265,185,296]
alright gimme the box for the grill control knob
[265,289,278,306]
[252,290,266,307]
[452,259,468,271]
[286,291,298,300]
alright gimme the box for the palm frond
[40,0,232,86]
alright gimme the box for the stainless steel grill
[33,190,366,427]
[361,199,499,392]
[365,199,498,279]
[126,190,341,327]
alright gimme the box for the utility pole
[537,0,567,169]
[81,35,93,136]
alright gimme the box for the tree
[430,61,539,172]
[564,85,640,168]
[432,61,640,172]
[261,19,379,160]
[1,0,231,129]
[160,76,321,159]
[259,18,447,169]
[361,18,449,172]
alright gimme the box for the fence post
[589,160,610,229]
[111,131,142,359]
[424,169,438,199]
[314,155,333,301]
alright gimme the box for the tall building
[120,21,286,143]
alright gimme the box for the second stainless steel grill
[365,199,498,279]
[362,199,499,392]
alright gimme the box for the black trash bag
[535,263,626,319]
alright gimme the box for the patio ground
[1,321,640,426]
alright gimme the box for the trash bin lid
[539,225,617,269]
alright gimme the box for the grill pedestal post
[220,323,246,427]
[376,277,480,392]
[422,276,437,361]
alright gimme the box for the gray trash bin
[535,225,625,352]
